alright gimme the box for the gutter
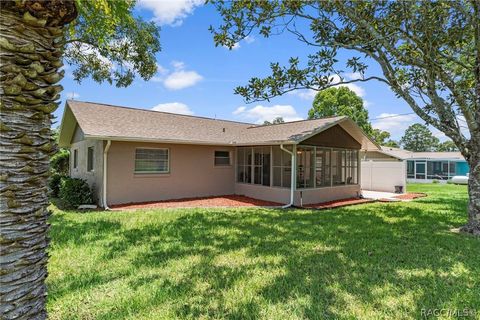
[280,144,296,208]
[103,140,111,210]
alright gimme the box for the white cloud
[244,35,255,44]
[137,0,202,26]
[329,75,366,97]
[66,92,80,99]
[223,35,255,51]
[156,63,169,75]
[163,70,203,90]
[372,113,417,138]
[233,104,303,123]
[233,106,246,115]
[151,102,194,115]
[151,60,203,89]
[287,89,317,100]
[345,72,363,80]
[171,60,185,70]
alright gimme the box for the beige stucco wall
[107,141,235,205]
[235,183,360,206]
[294,185,361,205]
[235,183,291,205]
[70,126,104,204]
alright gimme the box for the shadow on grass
[48,193,479,319]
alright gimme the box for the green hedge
[59,177,93,208]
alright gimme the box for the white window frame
[134,147,170,174]
[87,146,94,172]
[214,150,231,167]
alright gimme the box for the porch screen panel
[331,150,346,185]
[236,147,252,183]
[252,147,271,186]
[272,146,291,188]
[315,148,331,187]
[345,150,358,184]
[297,147,314,188]
[407,161,414,178]
[449,162,456,176]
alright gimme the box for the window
[87,147,94,172]
[135,148,169,173]
[73,149,78,169]
[214,151,231,166]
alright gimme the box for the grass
[47,184,480,319]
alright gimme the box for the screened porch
[236,145,360,190]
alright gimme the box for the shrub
[49,173,65,197]
[59,177,93,208]
[432,179,440,184]
[51,149,70,175]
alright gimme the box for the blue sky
[56,1,443,141]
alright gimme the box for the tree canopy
[400,123,440,152]
[437,140,459,152]
[64,0,161,87]
[209,0,476,160]
[308,87,371,132]
[308,87,397,146]
[263,117,285,125]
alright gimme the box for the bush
[49,173,65,197]
[51,149,69,175]
[59,177,93,208]
[432,179,440,184]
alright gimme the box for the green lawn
[47,184,479,320]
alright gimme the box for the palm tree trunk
[0,1,76,319]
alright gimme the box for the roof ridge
[66,100,254,126]
[247,115,346,129]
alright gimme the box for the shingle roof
[59,100,378,149]
[380,146,464,160]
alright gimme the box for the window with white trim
[87,147,94,172]
[214,151,230,166]
[135,148,169,173]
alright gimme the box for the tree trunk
[0,1,76,319]
[461,155,480,235]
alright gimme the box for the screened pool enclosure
[406,159,468,181]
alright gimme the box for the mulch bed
[304,197,375,210]
[110,195,283,210]
[392,192,427,200]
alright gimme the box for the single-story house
[362,146,469,184]
[58,100,380,208]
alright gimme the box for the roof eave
[84,134,297,146]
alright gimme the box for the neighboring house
[58,100,380,208]
[363,146,469,184]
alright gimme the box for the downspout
[280,144,296,208]
[103,140,111,210]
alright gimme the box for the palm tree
[1,2,77,318]
[0,1,160,318]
